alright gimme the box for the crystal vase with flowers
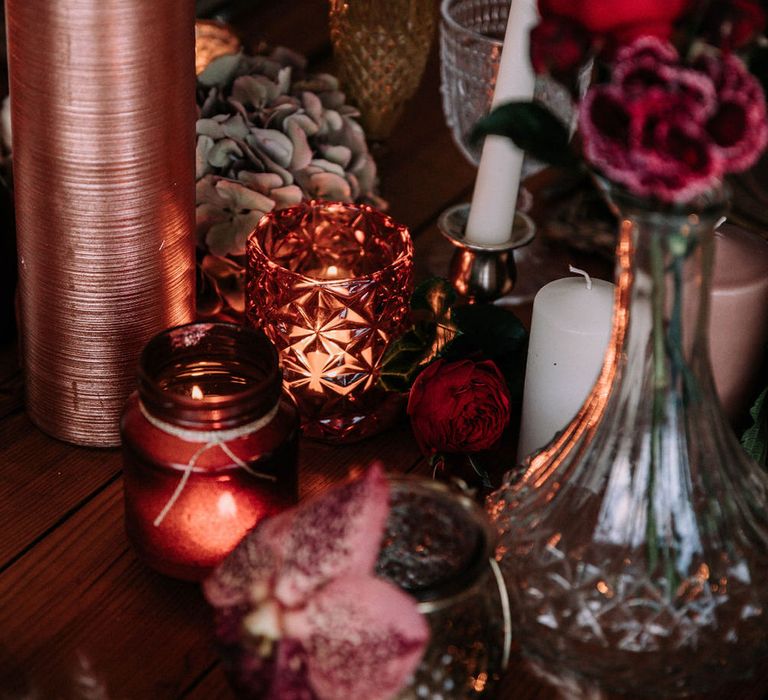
[480,1,768,696]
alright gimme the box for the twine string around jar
[139,401,279,527]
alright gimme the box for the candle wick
[569,265,592,290]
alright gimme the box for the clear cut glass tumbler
[439,0,574,169]
[246,201,413,443]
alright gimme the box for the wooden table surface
[1,2,766,699]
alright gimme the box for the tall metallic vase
[7,0,196,446]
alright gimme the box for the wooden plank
[297,419,424,498]
[0,412,421,567]
[0,483,217,699]
[375,50,477,233]
[183,664,234,700]
[231,0,331,60]
[0,423,422,698]
[0,341,22,419]
[0,410,122,568]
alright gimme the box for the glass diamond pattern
[247,202,413,442]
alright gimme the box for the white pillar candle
[517,273,614,461]
[464,0,537,246]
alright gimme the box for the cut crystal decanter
[488,184,768,697]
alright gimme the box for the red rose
[407,359,511,455]
[530,16,592,80]
[539,0,690,44]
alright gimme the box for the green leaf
[411,277,456,318]
[444,304,528,401]
[379,324,438,394]
[471,101,579,168]
[741,386,768,468]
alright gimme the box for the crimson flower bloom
[579,37,768,202]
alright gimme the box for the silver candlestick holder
[438,203,535,303]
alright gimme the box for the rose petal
[262,464,390,607]
[197,118,226,139]
[207,138,244,169]
[307,172,352,201]
[238,171,285,193]
[271,185,304,209]
[286,119,314,171]
[216,178,275,213]
[309,158,346,177]
[283,576,428,700]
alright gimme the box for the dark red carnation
[407,358,511,455]
[694,53,768,172]
[579,38,729,201]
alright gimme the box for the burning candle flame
[191,384,204,400]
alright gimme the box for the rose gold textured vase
[7,0,196,446]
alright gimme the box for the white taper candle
[464,0,537,245]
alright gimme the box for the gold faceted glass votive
[246,201,414,443]
[195,19,241,76]
[329,0,436,141]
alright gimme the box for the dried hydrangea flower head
[195,47,383,318]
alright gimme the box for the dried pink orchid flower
[204,464,429,700]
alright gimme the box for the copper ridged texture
[7,0,197,446]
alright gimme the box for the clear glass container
[379,478,510,699]
[439,0,574,169]
[121,322,299,581]
[246,201,413,443]
[489,185,768,696]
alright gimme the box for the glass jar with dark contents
[121,322,299,581]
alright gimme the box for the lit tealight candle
[517,269,614,461]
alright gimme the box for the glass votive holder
[121,322,300,581]
[439,0,574,168]
[379,477,510,699]
[246,201,414,443]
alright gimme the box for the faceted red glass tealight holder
[246,201,414,443]
[121,322,299,581]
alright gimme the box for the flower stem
[647,234,668,580]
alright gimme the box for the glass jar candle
[246,201,414,443]
[121,322,299,581]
